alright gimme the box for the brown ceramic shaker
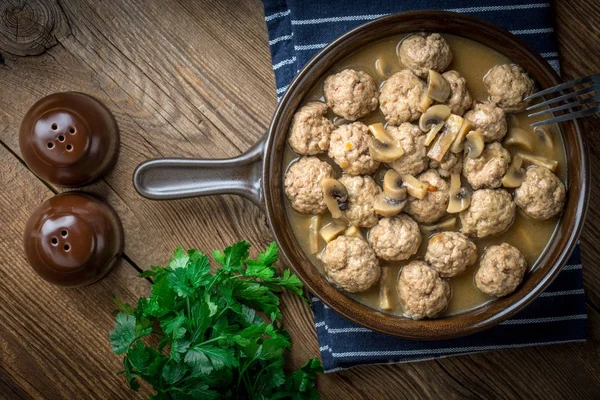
[23,193,124,286]
[19,92,119,187]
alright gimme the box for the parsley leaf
[168,247,190,269]
[184,347,213,375]
[128,341,151,372]
[110,313,137,355]
[162,362,187,385]
[110,242,322,399]
[257,241,280,266]
[213,241,250,270]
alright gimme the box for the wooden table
[0,0,598,398]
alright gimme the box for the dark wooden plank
[0,365,32,400]
[555,0,600,313]
[0,0,599,398]
[0,0,275,271]
[0,144,151,399]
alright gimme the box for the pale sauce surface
[283,34,567,317]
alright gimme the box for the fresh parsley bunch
[110,241,322,399]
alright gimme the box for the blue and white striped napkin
[263,0,587,372]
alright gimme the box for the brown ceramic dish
[133,11,589,339]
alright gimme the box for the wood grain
[0,0,599,398]
[555,0,600,315]
[0,0,70,56]
[0,145,151,399]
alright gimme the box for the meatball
[284,157,334,214]
[388,122,429,176]
[405,169,450,224]
[321,235,381,293]
[514,166,566,220]
[398,33,453,78]
[368,214,421,261]
[338,175,381,228]
[484,64,535,112]
[287,102,334,155]
[324,69,379,121]
[328,122,380,175]
[425,232,477,278]
[475,243,527,297]
[397,261,451,319]
[464,102,507,143]
[429,151,462,178]
[463,142,511,189]
[379,70,426,125]
[442,70,473,116]
[460,189,516,238]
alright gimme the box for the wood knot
[0,0,70,56]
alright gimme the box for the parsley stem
[252,366,267,393]
[200,335,226,346]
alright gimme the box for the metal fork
[525,75,600,127]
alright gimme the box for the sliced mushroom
[308,215,322,254]
[402,174,427,199]
[447,173,472,213]
[368,123,405,162]
[382,169,408,200]
[369,139,405,163]
[534,125,554,148]
[419,104,451,132]
[502,154,526,188]
[322,178,349,219]
[421,217,457,234]
[450,119,473,153]
[418,96,434,114]
[375,58,393,79]
[427,114,464,162]
[333,116,350,127]
[345,225,365,240]
[368,122,390,141]
[517,153,559,172]
[426,69,451,103]
[374,193,407,217]
[465,130,485,158]
[418,70,452,112]
[320,221,347,243]
[424,121,445,147]
[504,127,535,152]
[507,114,520,128]
[437,217,457,230]
[427,70,451,102]
[379,268,392,311]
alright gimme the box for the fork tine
[524,76,593,100]
[531,105,600,127]
[526,86,596,111]
[528,97,598,117]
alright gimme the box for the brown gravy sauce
[283,34,567,317]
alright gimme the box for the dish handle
[132,138,265,209]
